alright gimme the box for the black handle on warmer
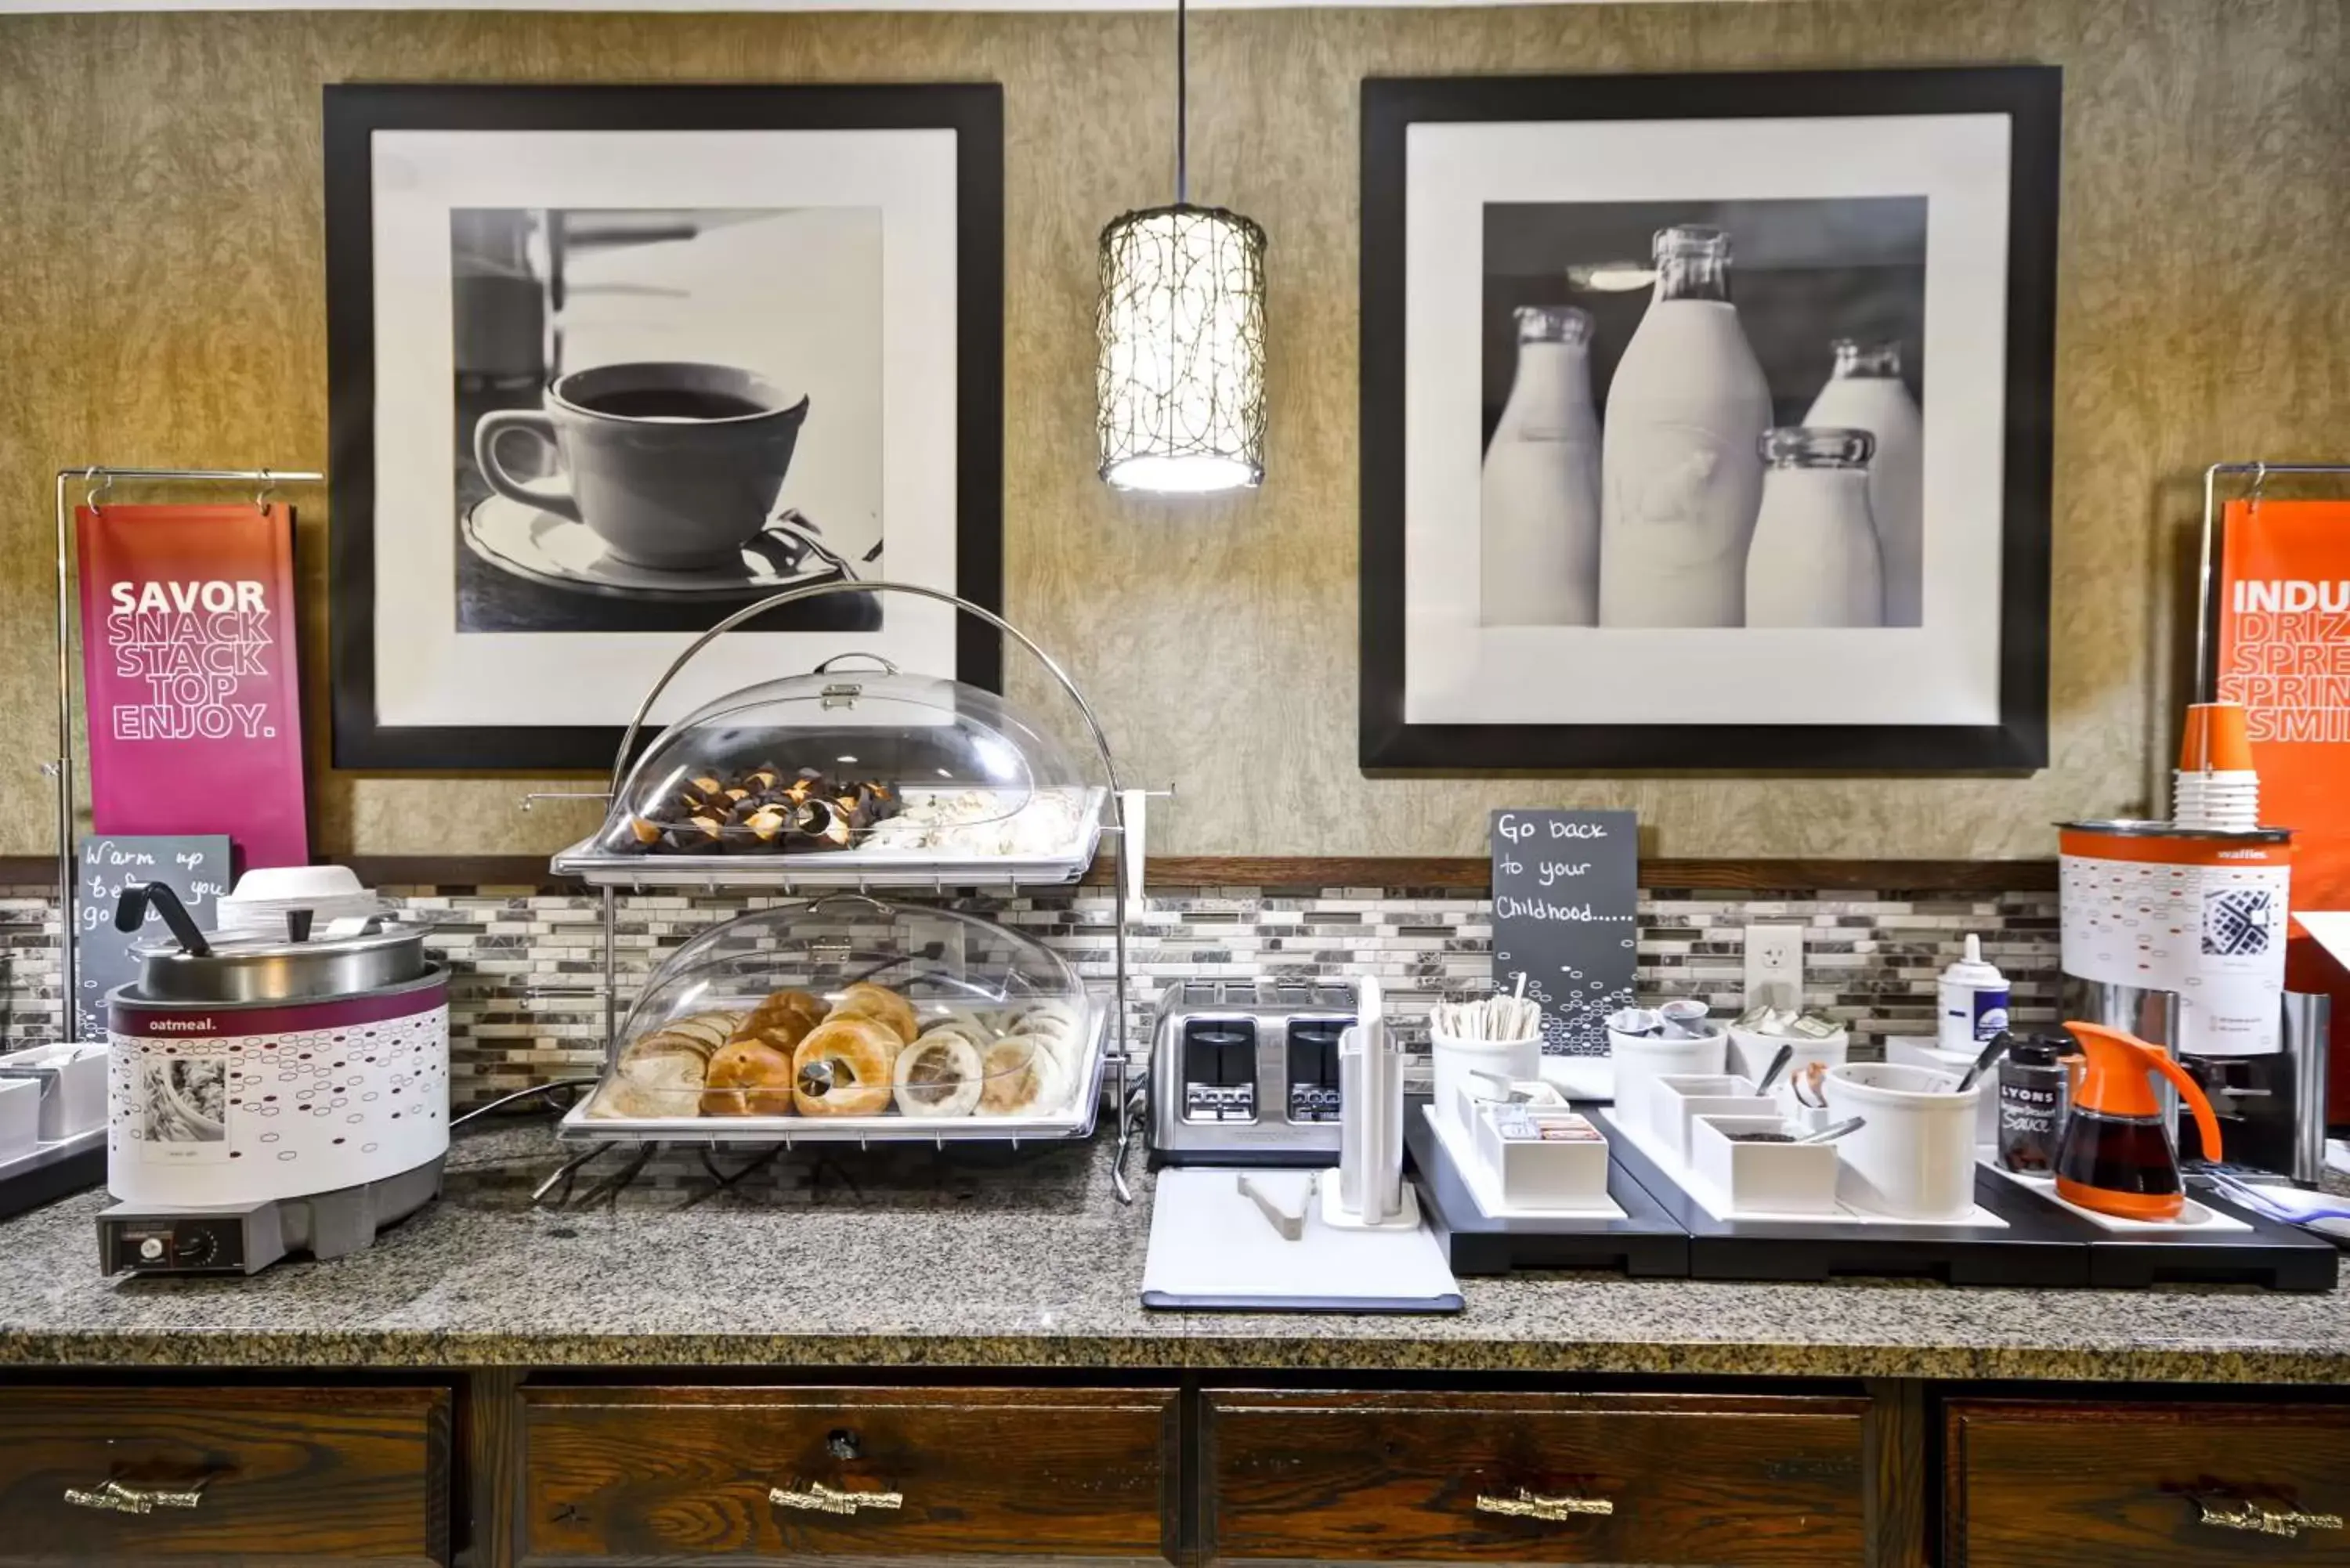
[114,882,212,958]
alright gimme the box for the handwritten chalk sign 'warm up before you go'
[1488,809,1639,1056]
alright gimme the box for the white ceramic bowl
[1824,1060,1983,1220]
[1647,1073,1770,1165]
[1690,1113,1838,1216]
[1727,1027,1849,1104]
[1431,1028,1541,1130]
[1608,1027,1725,1125]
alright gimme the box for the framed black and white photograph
[326,84,1003,769]
[1361,68,2059,771]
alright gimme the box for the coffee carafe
[2053,1021,2223,1221]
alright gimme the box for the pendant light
[1094,0,1267,493]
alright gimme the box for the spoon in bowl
[1955,1031,2015,1094]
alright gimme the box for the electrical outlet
[1744,924,1804,1010]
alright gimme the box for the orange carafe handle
[2144,1046,2224,1166]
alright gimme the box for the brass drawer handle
[1476,1487,1614,1522]
[63,1479,208,1515]
[2196,1498,2344,1539]
[769,1480,904,1516]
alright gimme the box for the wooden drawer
[0,1384,451,1566]
[1947,1398,2350,1566]
[1202,1390,1871,1566]
[519,1385,1178,1565]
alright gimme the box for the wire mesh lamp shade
[1096,204,1268,493]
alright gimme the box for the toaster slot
[1182,1018,1258,1123]
[1285,1018,1347,1124]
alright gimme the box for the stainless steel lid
[114,883,434,1006]
[2058,818,2293,844]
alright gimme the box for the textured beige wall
[1,2,2344,859]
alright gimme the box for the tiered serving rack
[543,580,1144,1198]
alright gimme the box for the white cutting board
[1141,1168,1462,1313]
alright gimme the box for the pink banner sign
[76,504,309,872]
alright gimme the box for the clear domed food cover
[553,668,1107,887]
[568,895,1104,1142]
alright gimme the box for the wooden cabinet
[1201,1389,1873,1566]
[0,1384,451,1567]
[1946,1398,2350,1566]
[517,1384,1180,1566]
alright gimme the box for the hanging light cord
[1174,0,1188,205]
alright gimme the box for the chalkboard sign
[72,835,231,1041]
[1489,810,1638,1056]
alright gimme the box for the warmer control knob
[176,1230,218,1266]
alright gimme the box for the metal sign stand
[2195,461,2350,700]
[47,466,321,1041]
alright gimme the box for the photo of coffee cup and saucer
[466,360,873,602]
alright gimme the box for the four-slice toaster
[1148,979,1359,1166]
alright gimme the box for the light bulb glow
[1096,204,1267,494]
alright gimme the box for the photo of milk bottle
[1744,427,1885,627]
[1596,225,1773,628]
[1802,339,1923,627]
[1481,305,1602,626]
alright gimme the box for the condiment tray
[1597,1108,2010,1230]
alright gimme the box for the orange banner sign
[2216,496,2350,1118]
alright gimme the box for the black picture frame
[324,82,1005,771]
[1360,67,2060,772]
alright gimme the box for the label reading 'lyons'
[1489,810,1638,1057]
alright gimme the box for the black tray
[0,1140,103,1225]
[1405,1102,1688,1278]
[1603,1109,2339,1292]
[2078,1183,2340,1291]
[1600,1112,2090,1287]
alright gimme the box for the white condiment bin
[1609,1026,1726,1125]
[1690,1114,1839,1216]
[1647,1074,1771,1165]
[1431,1028,1541,1131]
[1824,1060,1983,1220]
[1727,1026,1849,1100]
[0,1075,38,1158]
[1471,1102,1611,1210]
[0,1041,108,1142]
[1452,1075,1568,1133]
[1886,1035,2000,1147]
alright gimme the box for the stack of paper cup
[2173,701,2259,831]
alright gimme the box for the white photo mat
[1403,112,2014,728]
[370,127,960,730]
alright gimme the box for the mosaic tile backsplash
[0,881,2059,1109]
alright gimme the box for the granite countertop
[2,1119,2346,1382]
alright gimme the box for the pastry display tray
[551,788,1108,891]
[556,999,1112,1147]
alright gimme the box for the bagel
[893,1029,987,1118]
[828,981,920,1045]
[619,1026,717,1070]
[996,999,1083,1040]
[977,1037,1071,1117]
[700,1038,797,1116]
[1007,1021,1081,1077]
[922,1005,1000,1046]
[664,1011,740,1054]
[792,1016,900,1116]
[737,988,825,1045]
[592,1034,711,1118]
